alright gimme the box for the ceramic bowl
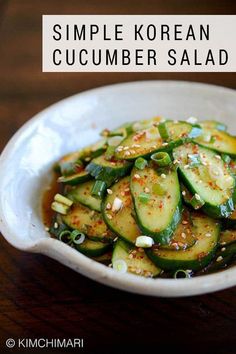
[1,80,236,297]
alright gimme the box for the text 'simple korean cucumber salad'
[44,116,236,279]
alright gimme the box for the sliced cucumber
[58,169,91,185]
[194,124,236,156]
[130,164,182,244]
[102,176,140,244]
[147,213,220,271]
[199,120,227,132]
[58,139,107,175]
[62,202,114,242]
[219,229,236,246]
[205,242,236,273]
[160,209,196,250]
[92,251,112,263]
[66,181,101,212]
[173,143,236,218]
[75,238,111,257]
[86,154,132,187]
[112,239,161,277]
[115,121,201,160]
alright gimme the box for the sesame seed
[221,247,226,252]
[124,151,131,156]
[181,232,186,239]
[221,241,226,245]
[106,203,111,210]
[161,173,166,179]
[195,193,201,201]
[173,159,180,165]
[205,233,212,237]
[182,220,188,225]
[184,164,190,169]
[45,227,50,232]
[128,253,134,259]
[54,222,58,229]
[120,191,125,197]
[107,189,113,195]
[162,142,168,146]
[113,237,118,242]
[130,150,135,154]
[182,191,186,196]
[215,155,221,160]
[123,146,129,150]
[108,263,113,268]
[144,187,150,193]
[134,173,141,179]
[124,187,130,192]
[216,256,223,262]
[133,144,141,148]
[106,214,112,220]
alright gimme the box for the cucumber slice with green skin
[58,139,107,175]
[102,176,140,244]
[62,202,114,242]
[194,125,236,156]
[173,143,236,218]
[130,164,182,244]
[75,238,111,257]
[112,239,161,277]
[219,229,236,246]
[66,181,101,212]
[160,209,196,250]
[86,155,132,187]
[58,169,91,185]
[147,213,220,271]
[92,251,112,263]
[115,121,201,160]
[204,242,236,273]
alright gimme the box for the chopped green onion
[190,194,205,210]
[138,192,151,204]
[151,152,171,167]
[158,122,169,140]
[173,269,192,279]
[51,201,70,215]
[210,135,216,143]
[58,230,72,244]
[152,183,166,196]
[135,236,154,248]
[135,157,148,170]
[105,146,116,160]
[188,154,201,167]
[91,180,107,199]
[54,193,73,207]
[70,230,85,245]
[113,259,128,273]
[222,154,231,164]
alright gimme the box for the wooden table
[0,1,236,353]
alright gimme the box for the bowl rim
[1,79,236,297]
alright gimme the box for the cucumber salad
[47,116,236,279]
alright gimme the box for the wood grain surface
[0,1,236,353]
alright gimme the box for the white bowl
[1,80,236,297]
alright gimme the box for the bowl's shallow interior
[1,80,236,297]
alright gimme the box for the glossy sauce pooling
[42,173,60,228]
